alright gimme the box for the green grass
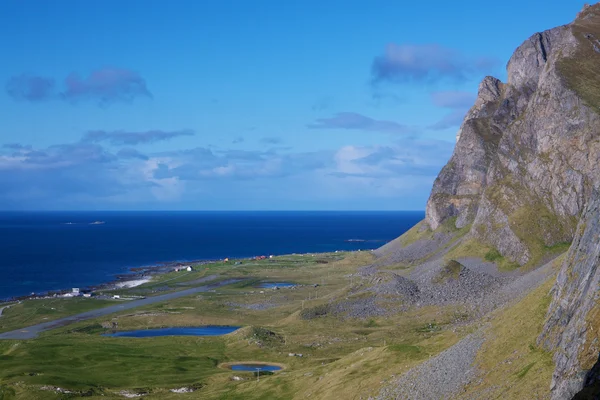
[433,260,463,283]
[484,249,502,262]
[445,239,520,272]
[558,6,600,113]
[458,274,557,399]
[388,344,423,359]
[516,361,537,379]
[0,298,114,334]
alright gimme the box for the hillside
[1,4,600,400]
[375,3,600,399]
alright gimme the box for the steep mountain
[426,4,600,268]
[376,3,600,399]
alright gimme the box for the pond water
[104,326,240,338]
[256,282,296,289]
[230,363,282,372]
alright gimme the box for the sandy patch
[114,277,152,289]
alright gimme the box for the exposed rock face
[539,192,600,399]
[425,5,600,267]
[419,3,600,397]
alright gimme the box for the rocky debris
[378,232,454,266]
[118,390,146,398]
[353,250,558,321]
[246,327,285,348]
[366,272,420,300]
[331,296,395,319]
[170,387,196,393]
[40,386,75,394]
[226,301,280,311]
[375,332,484,400]
[539,192,600,400]
[225,294,292,311]
[411,260,504,306]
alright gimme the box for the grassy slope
[558,4,600,113]
[458,257,564,399]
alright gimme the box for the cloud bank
[5,67,151,106]
[308,112,411,135]
[0,131,453,209]
[82,130,194,146]
[371,43,497,84]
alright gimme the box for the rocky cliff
[426,4,600,267]
[539,193,600,399]
[422,3,600,398]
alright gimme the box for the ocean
[0,211,423,300]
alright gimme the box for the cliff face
[539,193,600,399]
[426,6,600,267]
[423,3,600,397]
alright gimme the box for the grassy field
[0,298,114,334]
[0,251,473,400]
[0,248,563,399]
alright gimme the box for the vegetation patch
[458,275,556,399]
[445,239,519,272]
[557,7,600,113]
[416,322,442,333]
[516,361,537,379]
[388,344,423,359]
[68,323,106,335]
[484,249,503,262]
[433,260,464,284]
[299,303,331,320]
[246,327,284,347]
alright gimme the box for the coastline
[0,258,220,304]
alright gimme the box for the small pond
[229,363,282,372]
[256,282,296,289]
[104,326,240,338]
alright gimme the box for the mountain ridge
[376,3,600,398]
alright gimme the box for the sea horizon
[0,210,423,300]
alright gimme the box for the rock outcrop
[414,3,600,397]
[539,192,600,400]
[425,4,600,267]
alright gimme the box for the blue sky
[0,0,586,210]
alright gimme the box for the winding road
[0,278,240,340]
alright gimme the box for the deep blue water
[0,211,423,299]
[230,363,282,372]
[104,326,240,337]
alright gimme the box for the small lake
[230,363,282,372]
[256,282,296,289]
[104,326,240,338]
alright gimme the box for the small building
[83,293,92,298]
[72,288,80,294]
[186,266,192,272]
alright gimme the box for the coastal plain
[0,246,560,399]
